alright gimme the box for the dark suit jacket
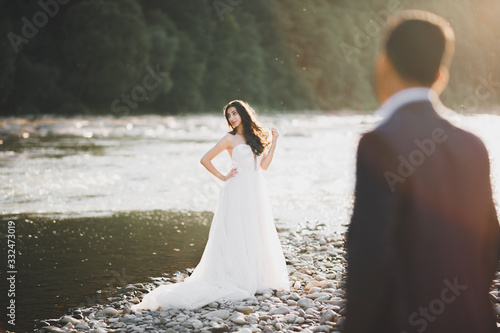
[344,100,500,333]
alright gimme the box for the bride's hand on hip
[224,167,238,181]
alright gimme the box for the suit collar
[375,87,441,127]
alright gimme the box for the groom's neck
[375,52,432,105]
[378,76,430,105]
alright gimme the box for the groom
[344,10,500,333]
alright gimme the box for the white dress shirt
[375,87,441,128]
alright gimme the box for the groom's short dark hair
[384,10,455,85]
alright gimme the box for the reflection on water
[0,210,212,332]
[0,134,107,160]
[1,112,499,231]
[0,112,376,233]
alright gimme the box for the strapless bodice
[231,144,261,172]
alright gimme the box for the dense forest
[1,0,499,115]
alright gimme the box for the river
[1,110,499,331]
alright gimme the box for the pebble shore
[34,222,349,333]
[32,221,500,333]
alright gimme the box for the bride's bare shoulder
[223,133,235,141]
[217,133,235,148]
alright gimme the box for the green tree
[59,0,150,110]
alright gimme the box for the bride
[131,100,289,311]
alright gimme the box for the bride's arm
[200,134,238,181]
[260,127,279,171]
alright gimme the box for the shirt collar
[375,87,440,126]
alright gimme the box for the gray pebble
[269,306,290,315]
[207,309,230,320]
[229,312,247,325]
[297,298,315,309]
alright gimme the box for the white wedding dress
[131,144,289,311]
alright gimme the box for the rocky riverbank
[34,222,348,333]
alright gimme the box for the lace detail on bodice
[231,144,261,172]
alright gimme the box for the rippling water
[1,111,499,228]
[0,111,499,331]
[0,112,370,232]
[0,211,212,331]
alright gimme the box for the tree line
[1,0,499,116]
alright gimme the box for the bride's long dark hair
[223,100,270,156]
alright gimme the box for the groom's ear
[375,52,396,104]
[375,52,391,87]
[431,66,450,96]
[375,52,389,75]
[376,52,400,81]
